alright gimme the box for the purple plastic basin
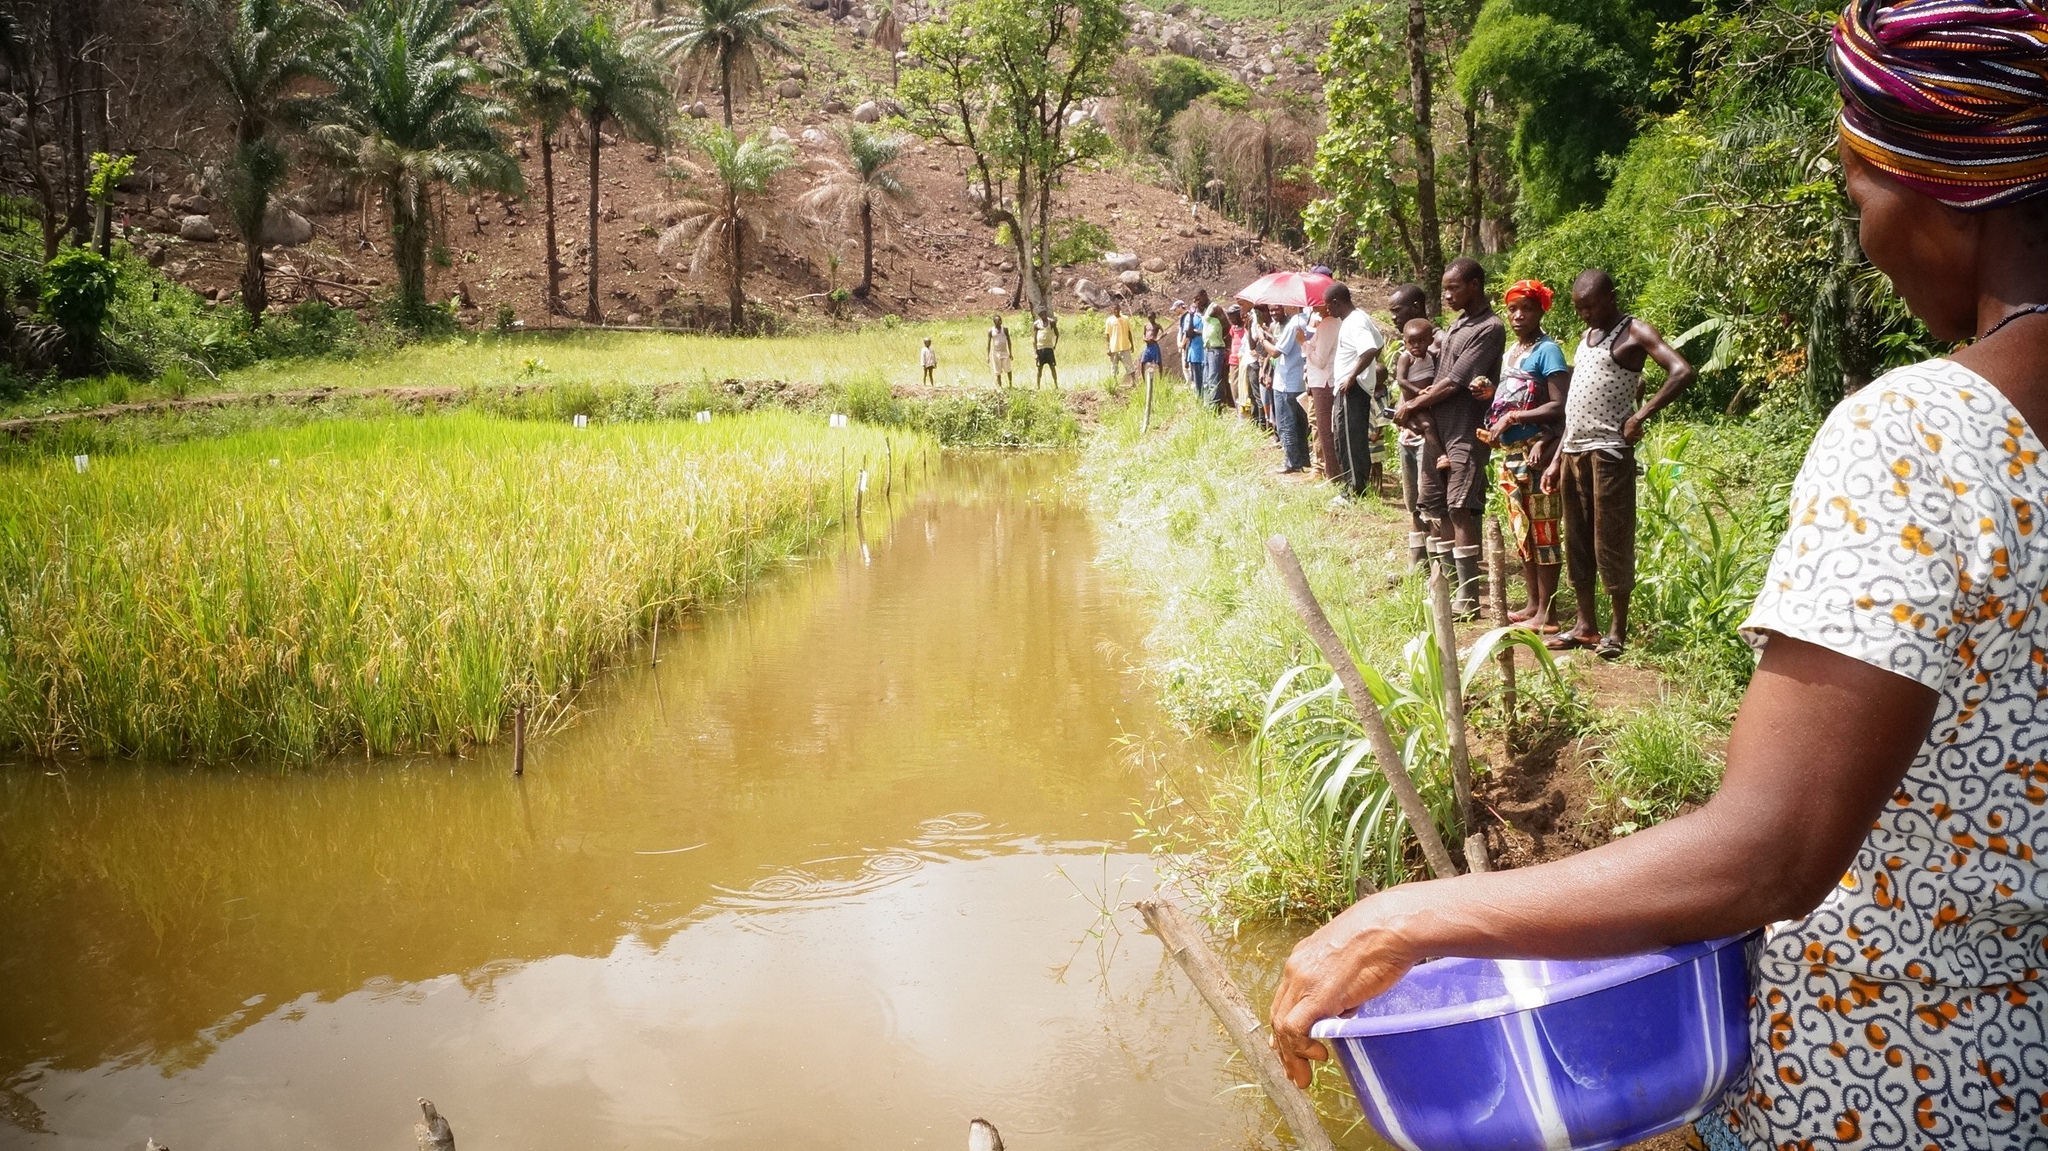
[1310,932,1760,1151]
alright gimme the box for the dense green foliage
[899,0,1129,313]
[0,411,924,761]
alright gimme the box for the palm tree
[308,0,522,324]
[574,15,670,322]
[653,127,795,330]
[645,0,794,128]
[870,3,903,85]
[490,0,590,315]
[188,0,328,325]
[797,123,912,298]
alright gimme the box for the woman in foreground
[1268,2,2048,1145]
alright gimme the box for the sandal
[1545,631,1598,651]
[1595,636,1625,661]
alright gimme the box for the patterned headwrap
[1502,279,1554,311]
[1831,0,2048,211]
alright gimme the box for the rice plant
[0,410,926,761]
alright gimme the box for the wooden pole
[650,607,661,667]
[856,454,866,522]
[885,439,894,500]
[1487,515,1516,724]
[1137,899,1341,1151]
[1426,561,1489,874]
[512,703,526,778]
[1141,369,1155,434]
[1265,536,1459,879]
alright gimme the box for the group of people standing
[1168,282,1387,499]
[1167,257,1696,652]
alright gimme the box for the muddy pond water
[0,453,1356,1151]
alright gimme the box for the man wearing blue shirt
[1268,304,1312,473]
[1178,291,1209,393]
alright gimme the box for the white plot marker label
[829,413,849,428]
[857,469,869,493]
[72,455,89,473]
[695,410,712,424]
[573,414,589,428]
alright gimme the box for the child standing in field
[920,336,937,386]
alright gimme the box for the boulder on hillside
[1141,255,1169,274]
[776,78,803,98]
[852,101,881,123]
[1103,251,1140,273]
[822,97,849,114]
[687,102,711,119]
[768,126,794,144]
[260,206,313,247]
[1117,270,1145,289]
[178,214,217,241]
[1072,278,1113,308]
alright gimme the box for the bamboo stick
[1487,515,1516,724]
[1265,536,1459,880]
[512,703,526,778]
[1137,899,1341,1151]
[1426,562,1489,874]
[1141,370,1155,434]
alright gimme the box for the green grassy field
[5,318,1129,420]
[0,410,927,762]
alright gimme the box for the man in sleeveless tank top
[1543,268,1695,658]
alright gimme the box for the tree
[797,123,913,298]
[1403,0,1444,283]
[573,15,670,322]
[188,0,327,325]
[308,0,522,325]
[870,3,904,84]
[491,0,591,315]
[645,0,795,128]
[899,0,1128,316]
[652,127,796,329]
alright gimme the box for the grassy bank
[0,410,927,762]
[1086,379,1802,921]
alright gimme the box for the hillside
[63,0,1343,329]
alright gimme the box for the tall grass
[0,410,927,761]
[1588,702,1726,837]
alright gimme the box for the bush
[1048,217,1115,267]
[41,249,121,342]
[1590,704,1724,836]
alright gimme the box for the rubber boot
[1452,544,1484,619]
[1426,538,1452,583]
[1406,531,1429,571]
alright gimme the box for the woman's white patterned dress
[1705,359,2048,1149]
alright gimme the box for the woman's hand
[1487,412,1517,441]
[1269,895,1421,1087]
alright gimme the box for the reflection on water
[0,453,1343,1151]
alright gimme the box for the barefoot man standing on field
[1542,268,1695,659]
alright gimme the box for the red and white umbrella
[1235,270,1334,309]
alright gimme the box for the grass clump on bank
[0,410,927,762]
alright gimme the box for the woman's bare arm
[1268,634,1936,1087]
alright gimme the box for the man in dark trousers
[1325,283,1385,499]
[1543,267,1696,658]
[1394,257,1505,614]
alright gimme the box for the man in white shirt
[1325,282,1385,498]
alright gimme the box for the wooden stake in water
[512,703,527,778]
[1426,560,1489,874]
[885,439,894,500]
[1266,536,1459,879]
[1137,899,1341,1151]
[650,608,661,667]
[1487,515,1517,724]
